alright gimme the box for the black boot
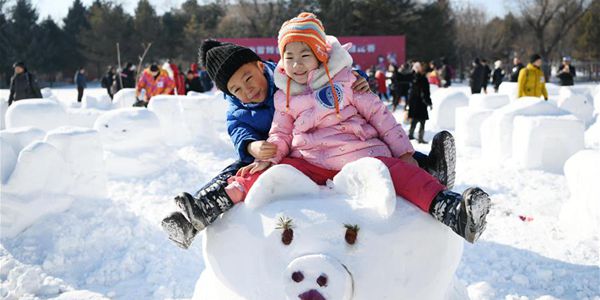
[429,188,491,243]
[427,131,456,189]
[175,181,234,232]
[417,124,427,144]
[161,212,197,249]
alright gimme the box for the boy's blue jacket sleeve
[227,106,260,163]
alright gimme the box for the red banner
[219,35,405,70]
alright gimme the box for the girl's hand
[247,140,277,160]
[351,72,371,93]
[237,161,272,177]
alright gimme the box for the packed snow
[0,83,598,300]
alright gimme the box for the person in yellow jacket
[517,54,548,100]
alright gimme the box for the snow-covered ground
[1,84,599,300]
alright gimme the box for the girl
[177,13,490,243]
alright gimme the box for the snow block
[0,136,17,183]
[593,86,600,117]
[456,94,510,147]
[195,157,466,300]
[44,127,107,199]
[0,97,7,129]
[41,87,53,99]
[469,93,509,110]
[480,98,568,163]
[112,88,137,108]
[557,87,594,126]
[559,150,600,239]
[83,94,112,110]
[66,108,104,128]
[511,115,584,173]
[0,126,46,155]
[148,93,228,146]
[430,89,469,129]
[93,108,174,178]
[498,82,518,102]
[5,99,69,131]
[585,118,600,149]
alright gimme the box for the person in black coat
[509,57,524,82]
[557,56,576,86]
[481,59,491,94]
[112,62,137,94]
[469,58,484,94]
[492,60,505,93]
[101,66,115,99]
[392,63,413,112]
[8,61,42,106]
[408,62,432,144]
[74,67,87,103]
[184,70,204,93]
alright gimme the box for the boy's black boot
[429,188,491,243]
[161,212,197,249]
[174,181,234,231]
[428,131,456,189]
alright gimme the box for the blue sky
[24,0,511,25]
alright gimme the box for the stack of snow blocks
[429,89,469,130]
[556,86,594,126]
[560,150,600,239]
[455,94,509,147]
[481,97,585,173]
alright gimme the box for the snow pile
[557,87,594,126]
[1,126,107,237]
[480,98,570,165]
[195,158,466,300]
[0,97,7,130]
[585,118,600,149]
[594,85,600,117]
[455,94,509,147]
[559,150,600,239]
[497,82,518,102]
[0,127,46,183]
[147,93,228,146]
[430,89,469,129]
[0,245,109,300]
[82,94,112,110]
[112,88,137,108]
[5,99,68,131]
[93,108,175,178]
[511,114,584,173]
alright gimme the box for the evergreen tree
[133,0,160,61]
[575,0,600,60]
[63,0,89,73]
[6,0,39,70]
[0,1,12,87]
[33,18,69,84]
[158,12,186,61]
[408,1,455,63]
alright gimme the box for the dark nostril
[291,271,304,282]
[316,274,328,287]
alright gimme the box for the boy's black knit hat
[199,39,261,95]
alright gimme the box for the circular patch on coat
[315,84,343,109]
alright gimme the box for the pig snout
[284,254,353,300]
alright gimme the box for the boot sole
[462,187,491,243]
[161,214,195,249]
[431,131,456,189]
[175,193,208,232]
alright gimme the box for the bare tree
[517,0,591,59]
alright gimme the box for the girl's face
[283,42,319,85]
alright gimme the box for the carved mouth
[299,289,326,300]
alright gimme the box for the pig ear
[332,157,396,219]
[245,164,320,210]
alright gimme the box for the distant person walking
[101,66,115,99]
[185,70,204,93]
[469,58,484,94]
[8,61,42,106]
[408,62,432,144]
[492,60,505,93]
[509,57,524,82]
[517,54,548,100]
[439,58,454,88]
[392,63,413,112]
[375,69,388,101]
[74,67,87,103]
[481,59,491,94]
[557,56,576,86]
[113,62,137,94]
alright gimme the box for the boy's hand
[237,161,272,177]
[351,72,370,93]
[399,152,419,166]
[247,141,277,160]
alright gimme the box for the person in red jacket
[375,69,388,101]
[135,64,175,106]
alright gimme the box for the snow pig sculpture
[194,157,467,300]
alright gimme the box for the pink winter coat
[267,37,414,171]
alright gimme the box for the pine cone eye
[344,224,360,245]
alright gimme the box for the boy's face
[227,61,268,104]
[283,42,319,85]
